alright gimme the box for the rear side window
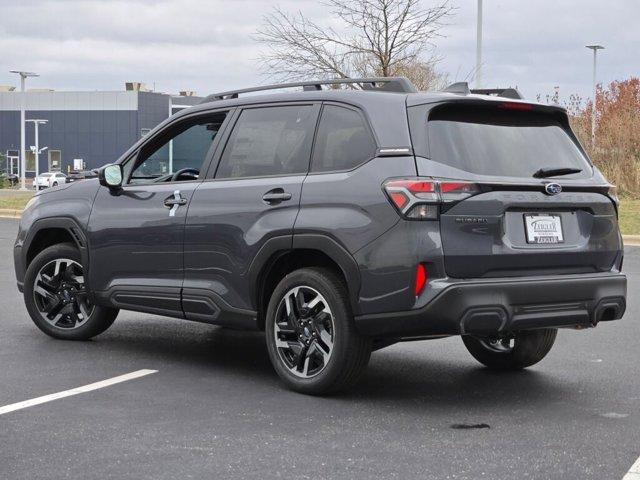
[216,105,316,178]
[311,105,376,173]
[427,104,590,178]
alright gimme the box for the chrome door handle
[164,190,187,216]
[262,189,292,204]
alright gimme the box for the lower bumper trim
[354,274,627,338]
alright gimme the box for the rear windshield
[427,105,590,178]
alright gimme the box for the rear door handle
[262,189,292,204]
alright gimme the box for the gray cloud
[1,0,638,103]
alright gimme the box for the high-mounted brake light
[498,102,534,111]
[383,178,480,220]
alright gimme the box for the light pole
[26,119,48,180]
[585,45,604,148]
[476,0,483,88]
[10,70,39,190]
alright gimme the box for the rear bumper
[354,273,627,338]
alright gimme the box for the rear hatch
[409,100,621,278]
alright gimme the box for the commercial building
[0,83,201,176]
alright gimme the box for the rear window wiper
[533,167,582,178]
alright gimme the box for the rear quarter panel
[295,156,420,314]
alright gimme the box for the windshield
[427,105,591,179]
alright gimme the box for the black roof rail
[201,77,418,103]
[470,87,524,100]
[441,81,524,100]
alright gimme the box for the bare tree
[255,0,453,90]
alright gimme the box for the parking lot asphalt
[0,216,638,480]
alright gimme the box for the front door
[87,110,230,317]
[183,104,320,325]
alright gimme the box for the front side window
[127,113,227,184]
[311,105,377,173]
[216,105,316,179]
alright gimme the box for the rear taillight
[383,178,479,220]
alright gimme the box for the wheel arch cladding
[252,240,360,330]
[24,218,88,271]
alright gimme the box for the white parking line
[0,369,158,416]
[623,455,640,480]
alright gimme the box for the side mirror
[99,164,123,189]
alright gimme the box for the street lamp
[26,119,48,180]
[10,70,39,190]
[585,45,604,147]
[476,0,484,89]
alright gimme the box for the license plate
[524,214,564,244]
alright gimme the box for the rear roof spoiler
[441,82,524,100]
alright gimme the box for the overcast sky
[1,0,638,103]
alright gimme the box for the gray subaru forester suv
[14,77,627,394]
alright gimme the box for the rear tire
[265,267,372,395]
[24,243,118,340]
[462,329,557,370]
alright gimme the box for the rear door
[183,103,320,324]
[409,101,621,278]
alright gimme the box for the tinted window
[427,105,590,178]
[128,114,226,184]
[311,105,376,172]
[216,106,316,178]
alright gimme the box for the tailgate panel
[440,191,620,278]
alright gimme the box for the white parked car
[33,171,67,190]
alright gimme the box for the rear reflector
[415,264,427,296]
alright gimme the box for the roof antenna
[441,82,470,95]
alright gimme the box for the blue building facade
[0,89,201,176]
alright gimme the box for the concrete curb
[1,208,639,245]
[625,235,640,246]
[0,208,22,219]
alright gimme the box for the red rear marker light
[414,264,427,296]
[498,102,534,111]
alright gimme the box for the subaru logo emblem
[545,183,562,195]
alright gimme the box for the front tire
[24,243,118,340]
[462,329,557,370]
[265,267,372,395]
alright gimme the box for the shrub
[568,78,640,198]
